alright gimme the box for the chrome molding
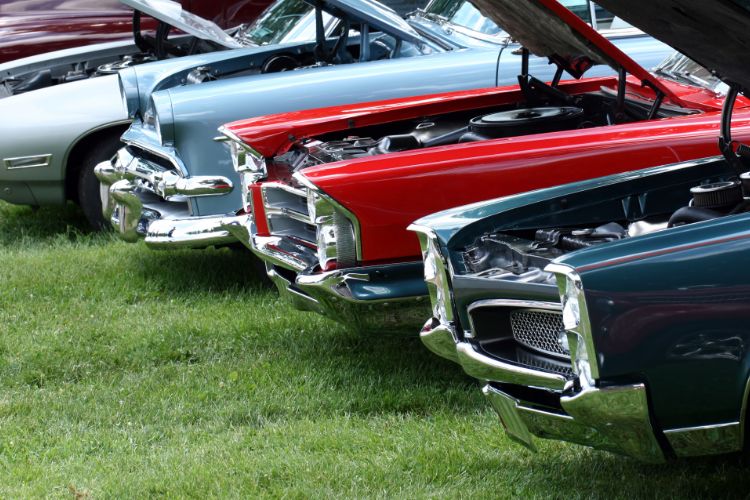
[419,317,459,363]
[466,299,567,359]
[742,376,750,448]
[546,262,599,379]
[95,147,236,248]
[456,343,568,390]
[664,422,742,458]
[145,214,243,249]
[294,171,362,261]
[4,154,52,170]
[484,382,666,463]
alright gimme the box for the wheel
[77,136,122,230]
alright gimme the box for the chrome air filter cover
[690,181,743,210]
[469,106,584,138]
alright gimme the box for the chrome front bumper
[421,319,666,462]
[95,148,238,249]
[223,214,429,333]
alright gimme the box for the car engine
[461,172,750,283]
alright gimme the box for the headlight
[413,230,453,324]
[306,189,357,270]
[148,93,175,146]
[546,263,598,381]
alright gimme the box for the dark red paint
[0,0,271,63]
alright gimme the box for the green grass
[1,201,749,498]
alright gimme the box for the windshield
[240,0,324,45]
[422,0,502,36]
[655,52,725,93]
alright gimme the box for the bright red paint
[227,77,725,160]
[0,0,271,63]
[222,0,750,269]
[230,76,750,266]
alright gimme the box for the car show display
[410,0,750,461]
[94,0,671,248]
[216,1,741,336]
[4,0,750,469]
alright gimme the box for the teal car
[410,0,750,462]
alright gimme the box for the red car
[0,0,272,63]
[219,0,750,333]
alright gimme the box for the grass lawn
[1,201,749,498]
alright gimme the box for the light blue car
[94,0,673,249]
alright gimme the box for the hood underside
[473,0,613,68]
[595,0,750,91]
[470,0,668,88]
[121,0,243,48]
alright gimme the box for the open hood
[121,0,243,49]
[322,0,422,46]
[470,0,679,101]
[595,0,750,92]
[122,0,422,50]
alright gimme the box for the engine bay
[284,79,692,170]
[1,8,407,98]
[462,171,750,283]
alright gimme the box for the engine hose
[668,206,723,227]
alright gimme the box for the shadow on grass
[473,444,750,497]
[131,245,270,294]
[0,202,97,246]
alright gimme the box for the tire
[77,136,122,230]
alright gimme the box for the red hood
[222,74,720,159]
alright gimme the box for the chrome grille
[262,183,315,243]
[510,309,568,359]
[516,349,574,378]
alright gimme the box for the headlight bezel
[411,226,454,325]
[546,262,599,381]
[217,126,267,212]
[296,173,361,271]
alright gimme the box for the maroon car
[0,0,272,63]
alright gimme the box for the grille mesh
[516,349,574,378]
[510,309,568,358]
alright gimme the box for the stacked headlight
[414,230,453,324]
[305,188,358,270]
[546,263,599,382]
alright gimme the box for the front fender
[565,209,750,431]
[0,74,128,203]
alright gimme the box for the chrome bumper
[223,214,429,333]
[95,148,237,249]
[421,319,666,462]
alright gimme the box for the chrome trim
[457,343,567,390]
[466,299,567,359]
[233,208,426,332]
[217,126,267,183]
[419,317,459,363]
[484,383,665,463]
[109,179,144,242]
[4,154,52,170]
[95,147,237,248]
[145,214,244,249]
[664,422,742,457]
[546,262,599,379]
[294,171,362,261]
[741,377,750,447]
[95,149,232,202]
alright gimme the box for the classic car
[0,0,274,64]
[409,0,750,462]
[95,0,672,245]
[216,0,745,335]
[0,0,359,227]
